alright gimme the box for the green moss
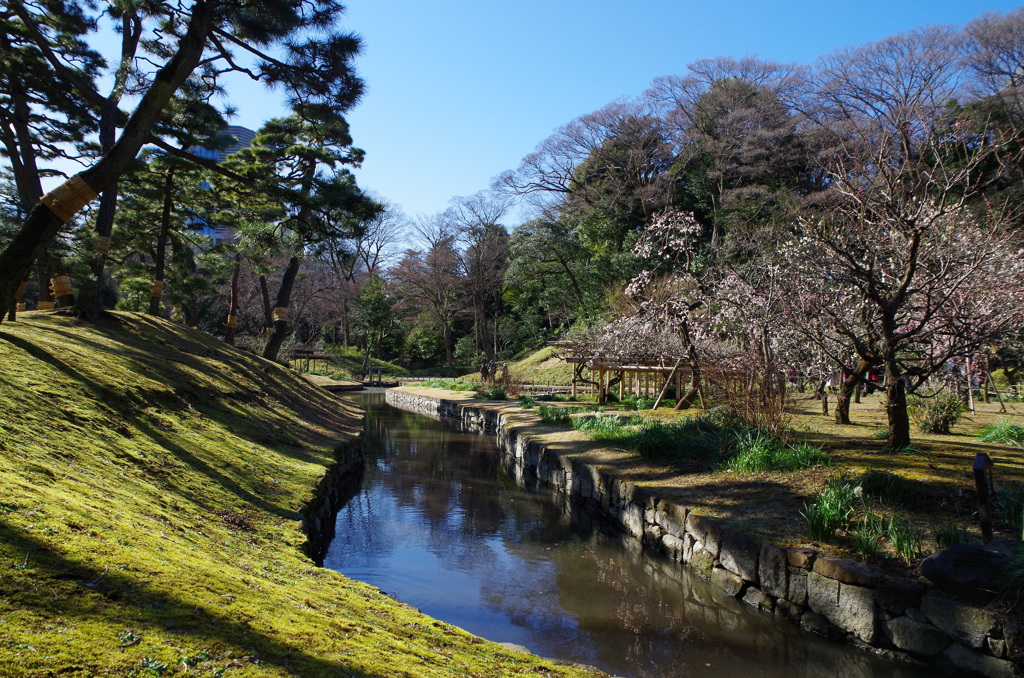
[0,312,599,678]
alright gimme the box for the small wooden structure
[288,349,334,373]
[366,366,387,386]
[552,341,693,408]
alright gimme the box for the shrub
[517,396,536,409]
[908,392,965,434]
[978,420,1024,447]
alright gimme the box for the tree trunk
[36,253,53,309]
[263,255,302,362]
[884,362,912,451]
[0,2,215,323]
[224,254,241,345]
[834,361,870,425]
[675,345,702,410]
[443,321,454,376]
[259,275,274,333]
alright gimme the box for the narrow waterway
[323,392,929,678]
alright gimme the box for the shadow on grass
[0,523,374,677]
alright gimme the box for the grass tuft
[979,420,1024,447]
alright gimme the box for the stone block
[990,637,1007,659]
[685,513,721,559]
[662,533,684,562]
[657,502,687,538]
[719,528,760,584]
[787,547,817,569]
[621,502,644,539]
[875,580,928,616]
[788,570,808,606]
[881,615,952,656]
[812,556,881,587]
[682,533,695,563]
[742,586,774,613]
[634,486,658,510]
[776,598,803,622]
[920,594,998,650]
[690,544,715,578]
[644,525,664,552]
[936,642,1017,678]
[801,610,833,637]
[807,571,877,643]
[759,543,788,599]
[711,566,745,597]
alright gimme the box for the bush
[908,392,965,434]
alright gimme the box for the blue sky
[170,2,1024,223]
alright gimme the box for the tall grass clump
[630,414,733,459]
[931,517,969,548]
[573,414,625,437]
[422,378,476,392]
[887,516,925,563]
[518,396,537,409]
[722,430,828,473]
[979,420,1024,447]
[538,403,591,425]
[999,483,1024,539]
[802,478,858,542]
[853,512,886,559]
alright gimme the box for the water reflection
[323,392,930,678]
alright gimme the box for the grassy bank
[0,312,600,678]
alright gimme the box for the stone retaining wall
[302,437,365,565]
[386,388,1022,677]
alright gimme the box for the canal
[322,392,929,677]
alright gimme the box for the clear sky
[174,2,1024,224]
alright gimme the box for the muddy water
[323,392,929,677]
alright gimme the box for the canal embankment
[387,386,1023,678]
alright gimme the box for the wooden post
[619,370,625,401]
[653,360,683,410]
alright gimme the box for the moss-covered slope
[0,312,600,678]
